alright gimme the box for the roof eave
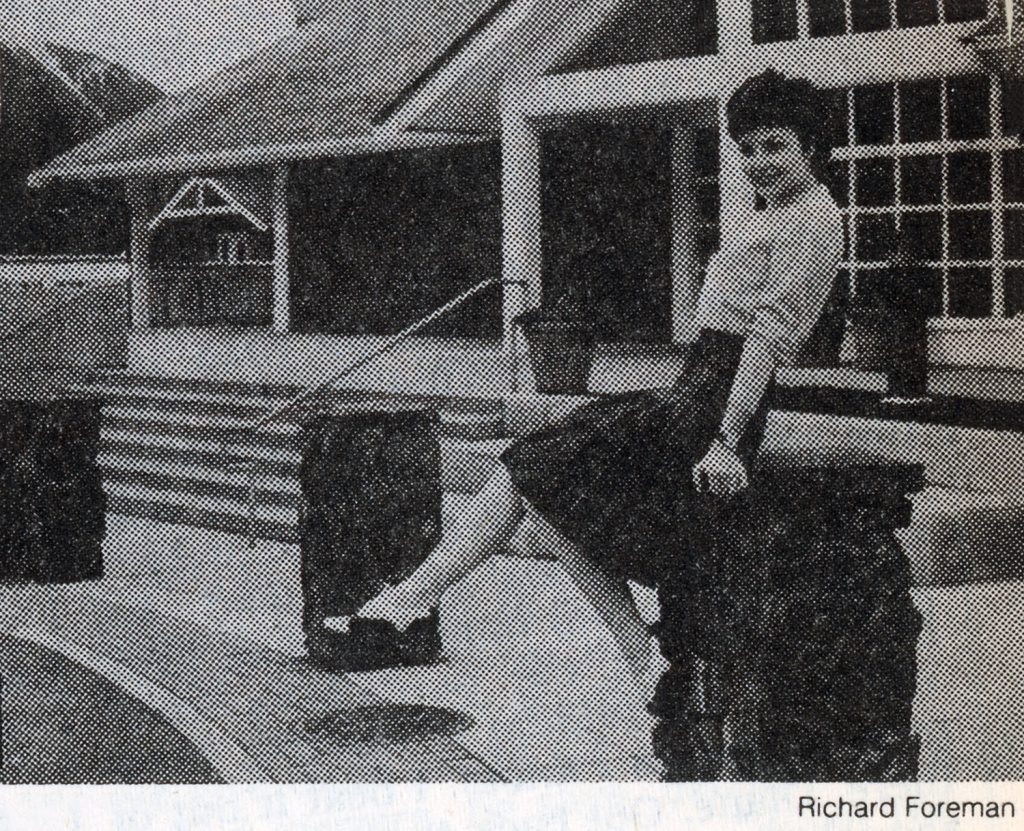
[28,129,496,186]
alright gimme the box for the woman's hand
[693,439,749,496]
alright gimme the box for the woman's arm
[694,206,843,495]
[692,333,777,495]
[719,333,777,450]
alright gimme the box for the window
[753,0,987,43]
[831,73,1021,319]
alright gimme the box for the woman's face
[737,126,816,204]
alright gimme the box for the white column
[272,164,290,333]
[125,179,152,330]
[718,0,753,55]
[501,96,543,392]
[671,128,705,343]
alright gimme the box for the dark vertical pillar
[0,400,105,582]
[298,410,442,668]
[651,453,924,781]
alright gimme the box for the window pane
[947,151,991,205]
[851,0,891,31]
[827,160,850,207]
[949,210,992,260]
[693,128,718,178]
[698,227,720,263]
[1002,76,1024,137]
[946,75,991,140]
[901,211,943,260]
[905,266,944,317]
[854,84,895,144]
[856,214,897,260]
[1004,210,1024,259]
[948,267,992,317]
[943,0,987,23]
[858,265,942,315]
[856,267,894,307]
[808,0,847,36]
[900,155,943,205]
[855,158,896,206]
[1004,149,1024,204]
[896,0,939,27]
[822,87,850,148]
[899,79,942,143]
[752,0,798,42]
[1004,267,1024,316]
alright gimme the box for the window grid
[991,75,1006,316]
[940,74,951,314]
[833,73,1017,319]
[755,0,986,42]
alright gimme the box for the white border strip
[13,629,269,784]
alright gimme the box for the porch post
[671,128,703,343]
[717,0,757,230]
[125,179,152,330]
[272,164,291,333]
[501,93,542,393]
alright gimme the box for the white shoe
[354,584,434,632]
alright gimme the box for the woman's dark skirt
[500,329,769,586]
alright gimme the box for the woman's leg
[354,466,526,625]
[526,509,656,683]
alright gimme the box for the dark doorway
[289,143,502,338]
[541,122,673,343]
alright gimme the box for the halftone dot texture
[1,0,1023,783]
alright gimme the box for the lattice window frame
[830,71,1023,319]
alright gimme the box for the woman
[326,69,844,690]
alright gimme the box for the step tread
[912,486,1024,515]
[71,382,291,412]
[103,403,301,435]
[105,479,298,525]
[85,372,505,414]
[101,428,302,463]
[444,438,514,457]
[98,451,299,494]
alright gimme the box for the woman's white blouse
[694,184,844,365]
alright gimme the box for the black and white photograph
[0,0,1022,823]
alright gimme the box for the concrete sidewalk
[81,515,662,781]
[3,512,1023,781]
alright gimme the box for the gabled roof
[30,0,507,183]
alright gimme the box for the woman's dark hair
[727,68,834,196]
[726,68,825,155]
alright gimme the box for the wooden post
[272,164,291,334]
[501,96,542,393]
[125,179,153,330]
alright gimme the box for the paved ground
[0,635,222,784]
[83,514,662,781]
[0,579,501,783]
[2,512,1022,782]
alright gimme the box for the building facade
[31,0,1023,380]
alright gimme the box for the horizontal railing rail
[239,277,530,546]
